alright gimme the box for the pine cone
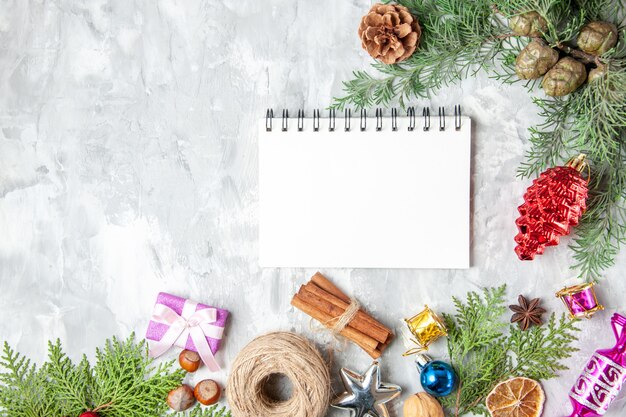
[515,40,559,79]
[509,11,548,37]
[358,3,421,65]
[577,21,619,55]
[588,63,608,83]
[542,57,587,96]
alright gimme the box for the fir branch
[507,313,580,379]
[440,286,579,417]
[336,0,626,279]
[331,0,508,110]
[90,334,185,417]
[46,339,93,415]
[0,334,192,417]
[178,404,232,417]
[0,342,63,417]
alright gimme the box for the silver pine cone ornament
[577,21,619,55]
[509,11,548,37]
[515,40,559,79]
[542,57,587,96]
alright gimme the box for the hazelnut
[403,392,444,417]
[179,349,201,372]
[194,379,221,405]
[167,385,196,411]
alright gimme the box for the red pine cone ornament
[514,154,589,260]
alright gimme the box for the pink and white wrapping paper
[146,292,229,372]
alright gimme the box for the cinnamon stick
[310,272,350,303]
[291,294,382,358]
[299,284,392,344]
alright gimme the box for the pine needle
[334,0,626,280]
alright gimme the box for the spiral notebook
[259,106,471,269]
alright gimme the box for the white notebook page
[259,115,471,269]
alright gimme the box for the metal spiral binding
[454,105,462,131]
[265,106,461,132]
[376,108,383,131]
[313,109,320,132]
[282,109,289,132]
[438,107,445,131]
[266,109,273,131]
[407,107,416,131]
[360,109,367,131]
[423,107,430,131]
[297,109,305,131]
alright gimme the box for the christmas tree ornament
[509,295,546,330]
[577,21,619,56]
[556,282,605,319]
[562,313,626,417]
[509,11,548,37]
[332,362,401,417]
[402,305,448,356]
[515,39,559,79]
[486,377,545,417]
[358,3,421,65]
[227,332,330,417]
[80,413,99,417]
[146,292,229,372]
[413,354,457,397]
[403,392,444,417]
[514,154,589,260]
[542,57,587,96]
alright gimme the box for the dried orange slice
[486,377,545,417]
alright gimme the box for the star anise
[509,295,546,331]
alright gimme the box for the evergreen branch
[91,334,185,417]
[332,0,508,110]
[0,342,63,417]
[439,286,579,416]
[336,0,626,279]
[178,404,232,417]
[46,339,93,415]
[0,334,192,417]
[508,314,580,379]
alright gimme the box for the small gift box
[146,292,229,372]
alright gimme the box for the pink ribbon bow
[148,300,223,372]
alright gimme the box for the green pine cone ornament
[542,57,587,96]
[577,21,619,55]
[509,11,548,37]
[515,40,559,79]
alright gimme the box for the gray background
[1,0,624,416]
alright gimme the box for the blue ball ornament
[417,358,457,397]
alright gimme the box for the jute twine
[226,332,330,417]
[329,298,361,334]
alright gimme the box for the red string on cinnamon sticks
[290,272,394,358]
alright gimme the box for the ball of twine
[227,331,330,417]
